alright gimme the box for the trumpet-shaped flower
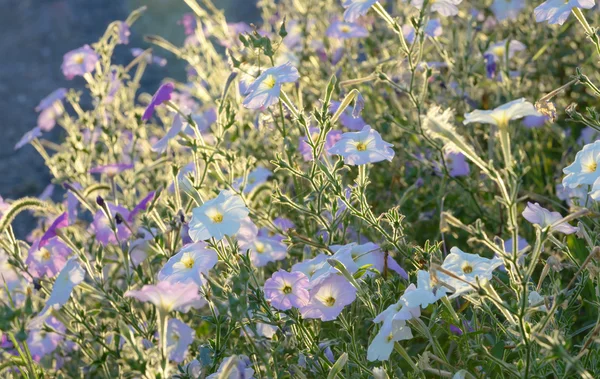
[233,167,272,194]
[27,316,65,361]
[330,100,367,130]
[485,40,526,62]
[167,319,195,363]
[39,212,69,248]
[300,275,357,321]
[534,0,595,26]
[400,270,448,308]
[242,62,300,110]
[437,247,503,298]
[367,317,413,361]
[329,125,394,165]
[464,98,539,128]
[522,202,578,234]
[125,281,206,313]
[403,19,442,44]
[240,234,288,267]
[412,0,462,17]
[342,0,378,22]
[207,355,255,379]
[15,127,42,150]
[61,45,99,80]
[92,203,132,246]
[298,128,343,161]
[142,83,174,121]
[491,0,525,21]
[291,254,330,280]
[27,238,71,279]
[264,270,310,310]
[326,21,369,39]
[189,190,249,241]
[562,140,600,190]
[158,242,218,286]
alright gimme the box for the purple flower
[167,319,195,363]
[131,48,167,67]
[37,102,63,131]
[39,212,69,248]
[129,191,156,221]
[522,202,578,234]
[243,62,300,110]
[329,125,395,165]
[15,127,42,150]
[233,167,273,194]
[403,19,442,44]
[142,83,174,121]
[274,217,295,232]
[534,0,594,25]
[485,40,526,62]
[179,13,197,35]
[438,144,470,177]
[300,275,357,321]
[91,203,132,246]
[330,101,367,130]
[342,0,378,22]
[491,0,525,21]
[158,242,218,286]
[125,281,206,313]
[89,163,134,176]
[35,88,67,112]
[219,22,253,48]
[27,238,71,279]
[326,21,369,39]
[292,254,330,280]
[238,219,288,267]
[412,0,462,16]
[264,270,310,310]
[27,316,65,361]
[523,114,549,128]
[117,21,131,44]
[298,128,343,161]
[61,45,99,80]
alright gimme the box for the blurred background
[0,0,259,236]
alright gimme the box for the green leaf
[327,352,348,379]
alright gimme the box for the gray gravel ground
[0,0,258,237]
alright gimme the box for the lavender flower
[142,83,175,121]
[330,100,367,130]
[300,275,357,321]
[403,19,442,44]
[125,281,206,313]
[238,219,288,267]
[91,203,132,246]
[39,212,69,248]
[298,128,343,161]
[167,319,195,363]
[207,355,255,379]
[243,62,300,110]
[233,167,273,194]
[326,21,369,39]
[342,0,378,22]
[27,238,71,279]
[329,125,395,165]
[27,316,65,361]
[179,13,197,35]
[264,270,310,310]
[116,21,131,44]
[189,190,250,241]
[534,0,594,25]
[491,0,525,21]
[131,48,168,66]
[522,202,578,234]
[15,127,42,150]
[35,88,67,112]
[61,45,99,80]
[412,0,463,17]
[158,242,218,286]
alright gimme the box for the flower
[189,190,249,241]
[556,183,589,207]
[329,242,408,279]
[264,270,310,310]
[342,0,378,22]
[292,254,330,280]
[329,125,395,165]
[326,21,369,39]
[15,127,42,150]
[464,98,539,128]
[35,88,66,132]
[528,291,548,312]
[484,40,526,62]
[523,114,549,128]
[298,128,343,161]
[491,0,525,21]
[39,212,69,248]
[27,316,65,361]
[207,355,255,379]
[158,242,218,286]
[89,163,134,176]
[400,270,448,308]
[367,317,414,361]
[30,257,85,329]
[131,48,167,66]
[534,0,595,25]
[91,203,132,246]
[26,238,71,279]
[300,275,357,321]
[116,21,131,44]
[61,45,99,80]
[411,0,463,17]
[142,83,174,121]
[238,219,288,267]
[403,19,442,44]
[242,62,300,110]
[562,140,600,192]
[233,167,272,194]
[125,281,206,313]
[167,319,195,363]
[179,13,197,35]
[437,247,503,298]
[35,88,67,112]
[522,202,578,234]
[435,144,470,177]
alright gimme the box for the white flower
[437,247,503,298]
[562,140,600,197]
[158,242,218,286]
[464,98,540,128]
[522,202,578,234]
[367,316,413,361]
[328,125,395,165]
[528,290,548,312]
[412,0,462,17]
[490,0,525,21]
[189,190,249,241]
[400,270,448,308]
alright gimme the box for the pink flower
[142,83,174,121]
[61,45,99,80]
[26,237,71,279]
[522,202,578,234]
[300,275,357,321]
[125,281,206,313]
[264,270,310,311]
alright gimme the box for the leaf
[326,352,348,379]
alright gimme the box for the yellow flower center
[282,285,292,294]
[211,212,224,223]
[492,46,505,57]
[386,333,394,343]
[340,25,352,33]
[181,255,195,269]
[356,142,367,151]
[41,248,51,261]
[324,296,336,307]
[73,54,85,64]
[255,241,265,254]
[584,161,598,173]
[461,262,473,274]
[263,74,277,89]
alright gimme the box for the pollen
[40,248,51,261]
[584,161,597,173]
[181,255,195,269]
[263,74,277,89]
[324,296,336,307]
[461,262,473,274]
[73,54,85,65]
[255,241,266,254]
[340,25,352,33]
[282,285,292,294]
[211,212,224,223]
[356,142,367,151]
